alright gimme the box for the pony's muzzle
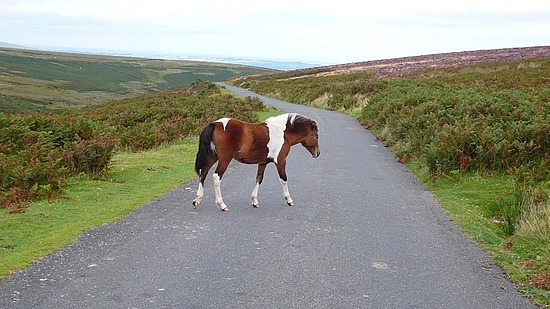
[312,150,320,158]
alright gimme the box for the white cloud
[1,0,548,64]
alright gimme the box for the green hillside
[0,48,275,113]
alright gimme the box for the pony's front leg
[276,160,294,206]
[251,163,267,208]
[213,173,229,211]
[251,183,260,208]
[280,179,294,206]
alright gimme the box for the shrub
[1,81,265,212]
[230,58,549,244]
[233,58,549,179]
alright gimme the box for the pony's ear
[311,122,318,131]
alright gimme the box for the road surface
[0,84,535,308]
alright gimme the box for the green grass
[258,105,282,120]
[0,139,197,279]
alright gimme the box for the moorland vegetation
[229,47,550,302]
[0,81,265,213]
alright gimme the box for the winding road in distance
[0,84,535,308]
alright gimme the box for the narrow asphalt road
[0,84,535,308]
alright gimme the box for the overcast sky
[1,0,549,65]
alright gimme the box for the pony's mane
[289,113,318,131]
[265,113,318,131]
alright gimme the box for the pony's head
[290,114,320,158]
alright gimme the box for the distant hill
[271,46,550,80]
[192,57,320,71]
[44,48,320,70]
[0,41,30,49]
[0,47,275,113]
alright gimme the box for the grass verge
[406,160,550,305]
[0,139,197,279]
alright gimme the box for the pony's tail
[195,123,216,175]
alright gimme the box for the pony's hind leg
[192,182,203,209]
[251,163,267,208]
[193,158,217,209]
[213,158,231,211]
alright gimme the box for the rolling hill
[0,47,275,113]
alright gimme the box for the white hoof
[285,197,294,206]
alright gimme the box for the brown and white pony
[192,113,320,211]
